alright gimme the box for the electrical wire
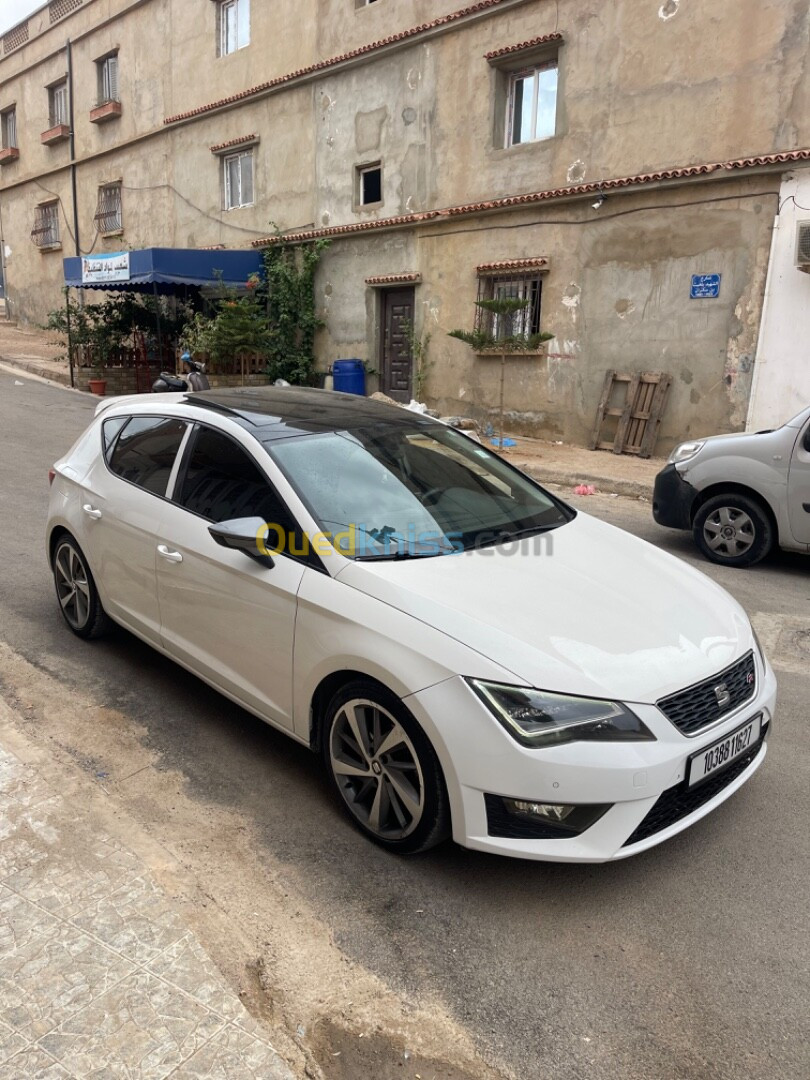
[418,190,781,240]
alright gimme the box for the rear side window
[108,416,188,496]
[176,426,292,526]
[102,416,129,462]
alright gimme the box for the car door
[787,416,810,545]
[78,414,190,645]
[155,423,307,731]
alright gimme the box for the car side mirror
[208,517,275,569]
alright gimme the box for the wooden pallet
[590,371,672,458]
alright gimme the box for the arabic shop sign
[81,252,130,284]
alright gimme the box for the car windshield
[267,423,572,559]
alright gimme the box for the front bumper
[407,657,776,863]
[652,463,699,530]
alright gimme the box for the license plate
[688,715,762,787]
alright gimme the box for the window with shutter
[1,108,17,149]
[49,81,68,126]
[98,53,119,104]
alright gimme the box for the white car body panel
[336,514,755,703]
[46,393,776,861]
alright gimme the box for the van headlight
[467,680,656,748]
[668,440,704,464]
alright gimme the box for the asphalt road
[1,371,807,1080]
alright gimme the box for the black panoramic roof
[183,386,435,440]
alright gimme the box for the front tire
[52,535,110,639]
[692,493,773,568]
[323,680,451,854]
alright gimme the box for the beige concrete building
[1,0,809,449]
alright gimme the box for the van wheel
[693,494,773,567]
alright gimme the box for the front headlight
[668,440,704,465]
[467,680,656,748]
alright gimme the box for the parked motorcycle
[152,353,210,393]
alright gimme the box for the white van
[653,406,810,567]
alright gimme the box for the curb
[0,354,72,387]
[519,462,654,501]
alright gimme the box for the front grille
[622,723,767,847]
[658,651,755,735]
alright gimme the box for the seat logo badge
[714,683,731,709]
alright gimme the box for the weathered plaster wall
[315,176,775,451]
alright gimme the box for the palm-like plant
[449,297,553,449]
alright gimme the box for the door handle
[82,504,102,520]
[157,545,183,564]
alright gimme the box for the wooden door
[380,288,414,402]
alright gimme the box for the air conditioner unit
[796,221,810,273]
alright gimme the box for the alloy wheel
[54,542,92,631]
[329,698,426,840]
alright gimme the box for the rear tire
[322,679,451,855]
[692,493,773,568]
[52,535,111,639]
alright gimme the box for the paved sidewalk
[0,699,295,1080]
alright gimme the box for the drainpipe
[66,39,80,387]
[745,209,781,432]
[66,39,80,259]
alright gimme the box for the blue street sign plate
[691,274,721,298]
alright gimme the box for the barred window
[94,182,122,233]
[31,202,60,248]
[97,53,119,105]
[1,107,17,150]
[475,273,543,340]
[49,81,68,127]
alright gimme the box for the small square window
[357,163,383,208]
[506,62,558,146]
[219,0,250,56]
[48,81,69,127]
[1,107,17,150]
[356,0,381,7]
[223,149,254,209]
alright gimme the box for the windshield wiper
[355,549,450,562]
[473,523,563,550]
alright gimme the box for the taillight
[48,468,56,486]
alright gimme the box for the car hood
[335,513,754,703]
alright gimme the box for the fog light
[492,796,613,837]
[505,800,575,822]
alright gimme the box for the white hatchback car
[47,388,776,862]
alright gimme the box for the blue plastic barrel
[332,359,366,396]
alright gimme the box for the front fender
[292,568,517,744]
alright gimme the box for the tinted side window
[177,427,291,526]
[108,416,188,496]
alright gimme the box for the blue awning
[63,247,263,292]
